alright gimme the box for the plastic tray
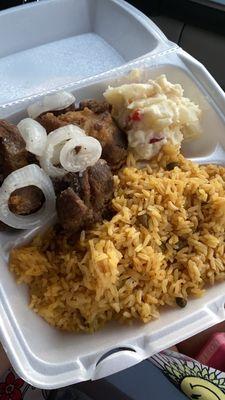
[0,0,225,391]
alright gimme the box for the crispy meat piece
[56,159,114,232]
[88,160,114,212]
[57,188,92,232]
[9,186,44,215]
[37,104,75,127]
[78,99,110,114]
[0,120,29,178]
[37,101,109,133]
[38,100,127,171]
[53,172,82,196]
[36,112,66,134]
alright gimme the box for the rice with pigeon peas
[9,144,225,332]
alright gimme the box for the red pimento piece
[129,109,142,122]
[149,137,164,144]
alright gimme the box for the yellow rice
[9,144,225,332]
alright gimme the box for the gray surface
[180,25,225,90]
[190,0,225,8]
[106,360,187,400]
[151,15,183,43]
[152,15,225,90]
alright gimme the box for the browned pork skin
[56,159,114,232]
[37,99,128,172]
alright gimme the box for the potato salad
[104,74,201,159]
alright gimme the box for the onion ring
[0,165,56,229]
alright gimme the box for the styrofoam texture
[1,47,225,388]
[0,0,173,106]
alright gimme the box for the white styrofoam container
[0,0,225,390]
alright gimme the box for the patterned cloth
[0,370,90,400]
[1,351,225,400]
[0,370,49,400]
[151,350,225,399]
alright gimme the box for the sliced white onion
[39,125,86,178]
[60,136,102,173]
[0,164,56,229]
[27,91,75,119]
[17,118,47,157]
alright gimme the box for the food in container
[0,74,224,338]
[0,1,224,386]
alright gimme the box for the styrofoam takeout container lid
[0,0,225,390]
[0,0,173,107]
